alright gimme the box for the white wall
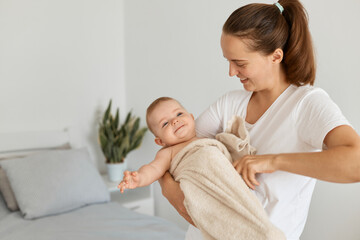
[123,0,360,239]
[0,0,126,172]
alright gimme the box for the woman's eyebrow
[232,59,247,62]
[223,55,247,62]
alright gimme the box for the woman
[159,0,360,239]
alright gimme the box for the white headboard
[0,127,82,157]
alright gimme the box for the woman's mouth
[240,78,248,84]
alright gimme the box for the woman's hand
[158,171,195,226]
[232,154,278,189]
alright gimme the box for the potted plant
[98,99,148,182]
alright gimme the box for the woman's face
[220,33,278,92]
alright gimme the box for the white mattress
[0,201,185,240]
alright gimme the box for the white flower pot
[106,161,127,182]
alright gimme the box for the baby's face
[149,100,196,147]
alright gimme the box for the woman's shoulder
[291,85,338,116]
[289,84,330,104]
[292,84,328,96]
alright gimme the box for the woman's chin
[242,83,254,92]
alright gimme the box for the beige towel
[215,116,257,161]
[169,116,285,240]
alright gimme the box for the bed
[0,128,185,240]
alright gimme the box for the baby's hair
[146,97,181,134]
[223,0,315,86]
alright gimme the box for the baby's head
[146,97,196,147]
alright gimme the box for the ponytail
[223,0,316,86]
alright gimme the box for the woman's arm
[279,125,360,182]
[158,172,195,226]
[233,125,360,189]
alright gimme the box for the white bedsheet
[0,202,185,240]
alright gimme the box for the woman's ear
[272,48,283,63]
[154,137,165,147]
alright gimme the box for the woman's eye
[162,122,168,128]
[177,112,183,117]
[236,63,246,68]
[233,61,246,68]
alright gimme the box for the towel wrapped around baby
[169,116,285,240]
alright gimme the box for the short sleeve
[195,94,228,138]
[294,88,350,149]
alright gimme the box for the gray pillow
[0,167,19,211]
[0,148,110,219]
[0,192,11,219]
[0,143,71,211]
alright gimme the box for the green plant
[98,100,148,164]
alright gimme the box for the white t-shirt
[189,84,350,240]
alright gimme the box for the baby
[117,96,286,240]
[117,97,199,192]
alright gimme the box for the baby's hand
[117,171,140,193]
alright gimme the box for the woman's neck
[253,81,290,105]
[246,73,290,124]
[253,65,289,104]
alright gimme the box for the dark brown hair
[146,97,179,134]
[223,0,316,86]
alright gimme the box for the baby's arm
[118,148,172,193]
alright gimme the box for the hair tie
[274,2,284,14]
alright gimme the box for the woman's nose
[229,62,238,77]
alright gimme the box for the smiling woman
[221,33,285,95]
[155,1,360,240]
